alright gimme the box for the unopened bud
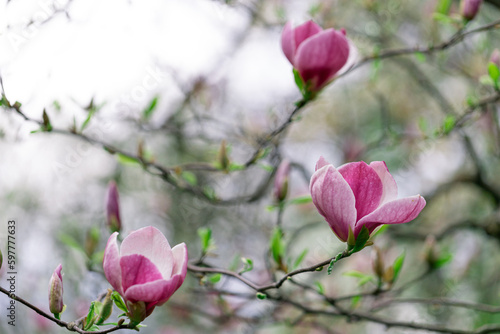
[85,227,100,257]
[460,0,482,21]
[96,289,113,325]
[106,181,121,233]
[423,235,439,267]
[48,264,64,315]
[217,140,230,172]
[371,247,385,278]
[273,160,290,203]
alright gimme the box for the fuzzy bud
[106,181,121,233]
[96,289,114,325]
[460,0,483,21]
[274,160,291,203]
[48,264,64,315]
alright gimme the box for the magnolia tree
[1,0,500,333]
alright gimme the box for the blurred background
[1,0,500,333]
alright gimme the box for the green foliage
[197,227,212,254]
[181,171,197,186]
[239,257,254,274]
[292,249,308,270]
[270,227,285,267]
[343,270,375,286]
[111,291,128,314]
[143,95,159,120]
[391,251,406,283]
[256,292,267,300]
[352,225,370,253]
[488,62,500,89]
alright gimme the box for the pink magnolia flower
[460,0,482,20]
[48,264,64,314]
[106,181,121,233]
[281,20,350,93]
[103,226,188,323]
[310,157,426,243]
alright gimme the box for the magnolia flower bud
[85,227,100,257]
[48,264,64,315]
[491,49,500,68]
[106,181,121,233]
[274,160,291,203]
[96,289,113,325]
[460,0,483,20]
[371,247,385,279]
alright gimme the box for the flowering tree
[1,0,500,333]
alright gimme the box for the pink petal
[315,156,330,171]
[171,243,188,290]
[355,195,426,236]
[124,278,179,305]
[295,28,350,91]
[310,164,356,242]
[369,161,398,205]
[293,20,322,52]
[103,232,124,296]
[281,22,295,65]
[120,226,174,279]
[338,161,383,221]
[120,254,163,292]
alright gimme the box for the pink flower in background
[48,264,64,315]
[460,0,482,20]
[106,181,121,233]
[491,49,500,67]
[310,157,425,243]
[103,226,188,323]
[281,20,350,93]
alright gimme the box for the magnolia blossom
[48,264,64,314]
[281,20,350,93]
[103,226,188,323]
[460,0,482,20]
[310,157,426,243]
[106,181,121,233]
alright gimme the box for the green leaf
[414,52,426,63]
[117,153,140,166]
[327,258,335,275]
[256,292,267,300]
[352,225,370,253]
[315,281,324,295]
[432,12,455,24]
[181,171,197,186]
[434,252,453,268]
[208,273,222,284]
[392,251,405,283]
[351,295,362,308]
[343,270,374,286]
[488,62,500,88]
[228,163,245,171]
[81,109,96,132]
[84,302,97,330]
[442,114,456,135]
[143,95,159,120]
[59,233,85,253]
[270,227,285,265]
[239,257,254,275]
[287,195,312,206]
[111,292,128,313]
[293,249,308,270]
[293,68,306,96]
[197,228,212,254]
[435,0,452,15]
